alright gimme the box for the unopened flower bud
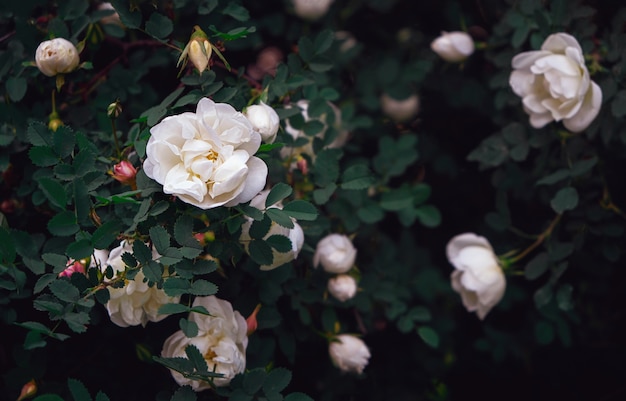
[327,274,357,302]
[296,156,308,175]
[110,160,137,187]
[246,304,261,335]
[35,38,80,77]
[107,100,122,119]
[431,31,474,63]
[244,102,280,144]
[48,112,63,131]
[16,379,37,401]
[179,26,212,75]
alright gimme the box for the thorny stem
[509,214,562,264]
[600,185,626,220]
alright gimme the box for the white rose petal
[446,233,506,320]
[100,241,180,328]
[161,296,248,390]
[240,190,305,270]
[329,334,370,374]
[431,31,474,63]
[35,38,80,77]
[313,233,357,274]
[327,274,357,302]
[509,32,602,133]
[244,102,280,144]
[292,0,334,20]
[143,98,268,209]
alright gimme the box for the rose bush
[509,32,602,133]
[143,97,268,209]
[446,233,506,320]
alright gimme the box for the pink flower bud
[58,260,86,278]
[246,304,261,335]
[16,379,37,401]
[296,156,308,175]
[110,160,137,187]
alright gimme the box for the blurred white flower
[329,334,370,374]
[327,274,357,302]
[380,93,420,122]
[292,0,334,20]
[143,98,267,209]
[240,189,305,270]
[446,233,506,320]
[98,2,123,27]
[431,31,474,62]
[313,234,357,274]
[509,32,602,133]
[244,102,280,144]
[96,241,179,327]
[161,296,248,390]
[35,38,80,77]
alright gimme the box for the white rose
[327,274,357,302]
[35,38,80,77]
[98,2,123,27]
[161,296,248,390]
[240,189,305,270]
[431,31,474,63]
[244,102,280,144]
[99,241,180,327]
[292,0,334,20]
[380,93,420,122]
[313,233,357,274]
[446,233,506,320]
[329,334,370,374]
[281,100,349,161]
[509,32,602,133]
[143,98,268,209]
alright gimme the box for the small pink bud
[16,379,37,401]
[246,304,261,335]
[110,160,137,188]
[296,156,308,175]
[58,260,86,278]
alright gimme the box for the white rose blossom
[329,334,371,374]
[430,31,474,63]
[281,99,349,161]
[240,189,305,270]
[380,93,420,122]
[35,38,80,77]
[98,3,123,27]
[143,98,268,209]
[327,274,357,302]
[94,241,180,328]
[292,0,334,20]
[313,233,357,274]
[244,102,280,144]
[509,32,602,133]
[446,233,506,320]
[161,296,248,390]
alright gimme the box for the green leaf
[29,146,59,167]
[159,303,190,315]
[0,226,15,263]
[185,344,209,372]
[282,200,318,221]
[313,148,341,187]
[341,164,375,190]
[570,156,598,177]
[266,235,293,252]
[150,226,171,254]
[142,261,163,284]
[53,126,76,158]
[550,187,579,214]
[536,169,570,185]
[611,90,626,118]
[314,30,334,54]
[170,386,197,401]
[110,0,141,28]
[417,326,439,348]
[415,205,442,228]
[66,239,93,260]
[49,279,80,302]
[243,368,267,395]
[68,378,93,401]
[524,252,549,280]
[6,76,27,101]
[189,279,218,296]
[35,274,57,294]
[263,368,292,394]
[221,3,250,21]
[47,211,79,236]
[266,208,295,229]
[133,241,153,264]
[534,321,555,345]
[95,392,111,401]
[179,318,199,338]
[33,395,65,401]
[163,277,191,297]
[249,239,273,266]
[27,122,52,146]
[174,215,200,247]
[250,215,272,239]
[42,253,68,270]
[64,311,90,333]
[266,183,293,208]
[91,220,123,249]
[284,393,314,401]
[38,178,67,209]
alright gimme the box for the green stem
[509,214,562,264]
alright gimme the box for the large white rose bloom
[35,38,80,77]
[329,334,371,374]
[313,233,357,274]
[446,233,506,320]
[430,31,475,63]
[161,296,248,390]
[240,189,305,270]
[95,241,180,328]
[509,32,602,133]
[143,98,268,209]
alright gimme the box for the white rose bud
[329,334,370,374]
[313,234,357,274]
[327,274,357,302]
[380,93,420,122]
[179,26,212,75]
[431,31,474,63]
[161,296,248,390]
[509,32,602,133]
[244,102,280,144]
[35,37,80,77]
[98,2,123,27]
[446,233,506,320]
[292,0,334,20]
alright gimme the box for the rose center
[206,149,219,161]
